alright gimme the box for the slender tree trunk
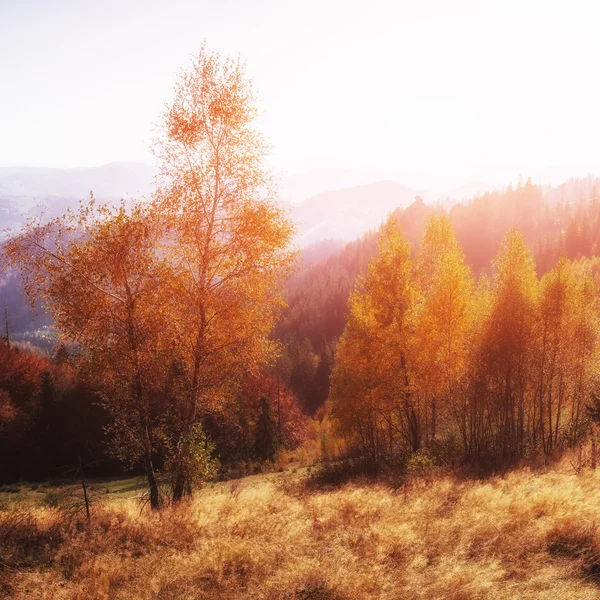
[144,425,161,510]
[173,301,209,502]
[538,325,548,453]
[3,300,9,348]
[172,473,186,503]
[277,364,282,439]
[123,276,161,510]
[400,351,420,453]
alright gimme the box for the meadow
[4,462,600,599]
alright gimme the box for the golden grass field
[4,464,600,599]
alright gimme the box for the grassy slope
[3,468,600,599]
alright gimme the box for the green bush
[406,453,434,475]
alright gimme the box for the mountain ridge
[0,162,505,246]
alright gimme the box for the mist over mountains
[0,162,495,346]
[0,162,499,246]
[0,162,157,238]
[2,162,597,249]
[0,162,156,200]
[290,180,419,245]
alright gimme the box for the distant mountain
[289,180,422,246]
[276,168,499,207]
[0,162,156,205]
[0,162,157,237]
[277,168,390,204]
[0,164,395,209]
[0,161,504,247]
[0,197,23,230]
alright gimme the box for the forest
[2,45,600,494]
[5,176,600,490]
[4,45,600,599]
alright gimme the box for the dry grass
[4,467,600,599]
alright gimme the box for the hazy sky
[2,0,600,188]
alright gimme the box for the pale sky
[1,0,600,188]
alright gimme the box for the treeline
[450,177,600,273]
[280,180,600,415]
[0,342,307,484]
[330,214,600,469]
[0,344,109,482]
[276,235,378,414]
[275,197,431,414]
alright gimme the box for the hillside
[4,465,600,599]
[290,180,422,245]
[277,180,600,415]
[4,9,600,600]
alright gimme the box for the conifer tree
[254,396,279,462]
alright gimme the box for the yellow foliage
[330,217,600,467]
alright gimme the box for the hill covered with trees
[278,178,600,416]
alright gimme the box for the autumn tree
[533,259,575,452]
[458,274,493,461]
[566,263,600,443]
[3,201,170,508]
[330,216,417,467]
[412,215,474,445]
[152,47,295,500]
[482,230,538,460]
[2,47,295,502]
[330,216,600,468]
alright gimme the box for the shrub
[406,452,434,475]
[547,521,596,558]
[0,509,63,571]
[305,458,376,490]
